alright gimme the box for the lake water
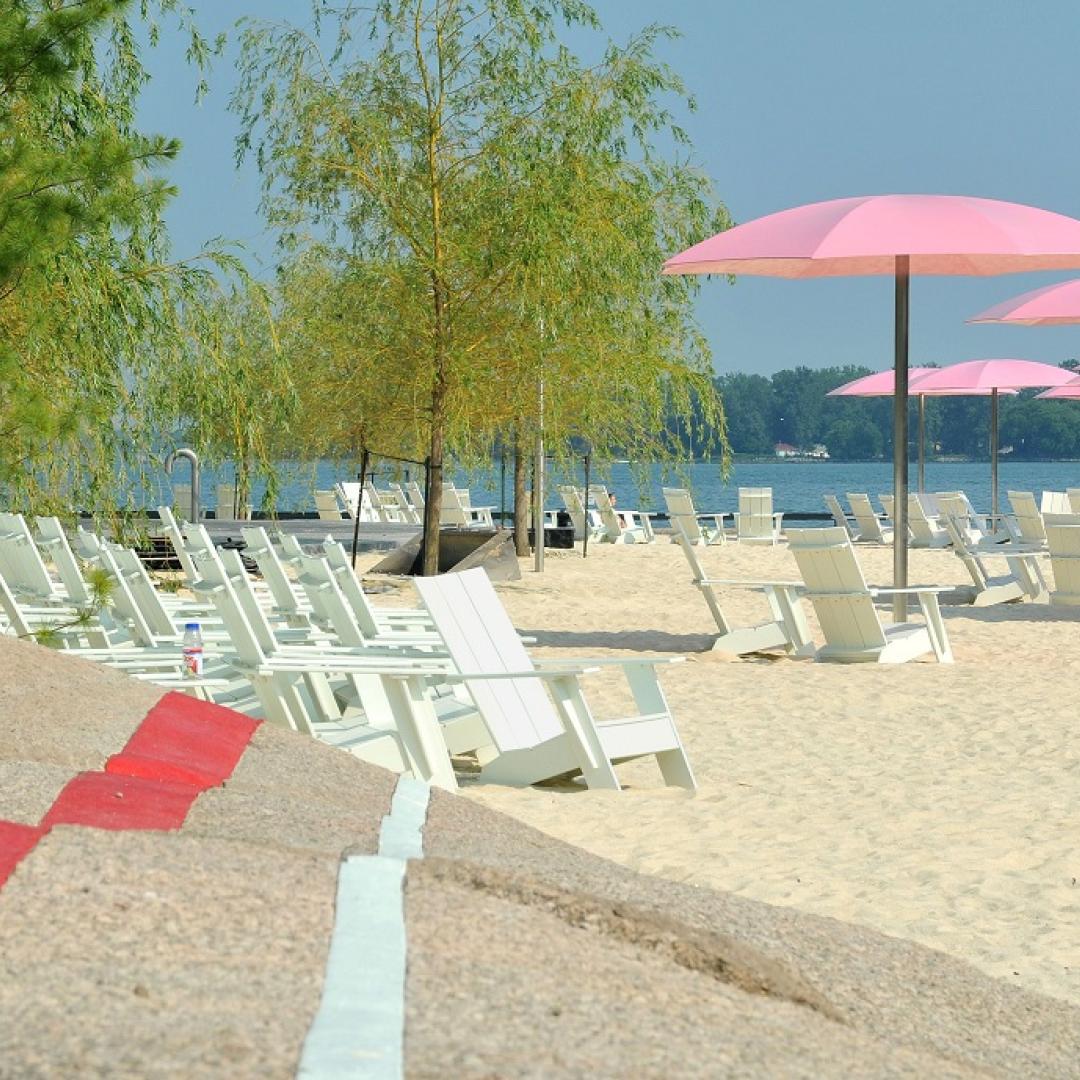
[172,458,1080,521]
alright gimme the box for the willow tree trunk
[513,437,529,556]
[421,276,449,576]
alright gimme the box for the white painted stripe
[297,778,431,1078]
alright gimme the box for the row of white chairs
[0,509,695,793]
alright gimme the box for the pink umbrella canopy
[662,195,1080,278]
[1036,376,1080,399]
[907,360,1075,515]
[663,194,1080,609]
[969,278,1080,325]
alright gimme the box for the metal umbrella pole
[917,395,926,494]
[893,256,910,623]
[990,388,1000,522]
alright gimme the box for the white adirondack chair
[588,484,655,544]
[1041,490,1072,515]
[785,527,953,664]
[845,494,891,544]
[936,491,1009,546]
[904,493,951,548]
[556,485,603,542]
[441,484,495,529]
[824,494,857,539]
[239,526,312,626]
[0,512,66,604]
[1066,489,1080,513]
[938,515,1045,607]
[671,520,812,656]
[1042,513,1080,606]
[34,517,93,605]
[662,487,728,546]
[1006,491,1047,548]
[413,568,695,790]
[734,488,783,544]
[315,489,346,521]
[388,482,422,525]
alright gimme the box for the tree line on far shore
[709,364,1080,462]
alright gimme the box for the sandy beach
[351,537,1080,1008]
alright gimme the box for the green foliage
[234,0,728,568]
[25,563,115,647]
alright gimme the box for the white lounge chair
[670,519,812,656]
[824,494,857,539]
[1042,513,1080,606]
[1041,490,1072,515]
[936,491,1008,546]
[1006,491,1047,548]
[904,493,950,548]
[845,493,891,544]
[441,484,494,529]
[413,567,695,790]
[587,484,655,544]
[938,515,1045,607]
[784,527,953,664]
[0,512,66,604]
[315,489,346,521]
[557,485,604,542]
[734,487,783,544]
[663,487,728,546]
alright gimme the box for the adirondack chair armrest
[866,586,952,596]
[772,512,784,525]
[443,667,602,681]
[699,578,804,590]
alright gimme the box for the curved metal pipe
[164,447,200,522]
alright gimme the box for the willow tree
[235,0,727,571]
[0,1,240,514]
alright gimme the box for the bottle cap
[184,622,200,631]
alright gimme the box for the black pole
[350,447,370,569]
[990,388,1000,522]
[893,256,910,622]
[500,451,506,529]
[582,451,591,559]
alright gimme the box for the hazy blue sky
[136,1,1080,376]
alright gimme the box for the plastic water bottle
[182,622,204,677]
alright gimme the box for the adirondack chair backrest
[413,568,563,753]
[906,493,945,545]
[34,517,91,605]
[588,485,624,540]
[558,485,589,539]
[406,481,426,510]
[0,512,60,601]
[389,483,420,524]
[91,544,158,647]
[824,494,851,534]
[315,489,344,520]
[189,545,272,666]
[156,506,198,584]
[0,571,32,637]
[296,553,367,646]
[1041,490,1071,515]
[321,540,384,638]
[879,494,895,520]
[663,488,704,544]
[241,526,302,616]
[1006,491,1046,544]
[1043,513,1080,599]
[845,494,884,542]
[334,482,363,519]
[736,488,776,540]
[1067,489,1080,514]
[787,527,888,651]
[109,546,176,637]
[936,492,983,543]
[440,484,469,526]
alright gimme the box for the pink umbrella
[663,194,1080,613]
[906,359,1075,516]
[969,278,1080,325]
[1035,375,1080,399]
[827,368,1015,493]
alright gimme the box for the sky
[135,0,1080,377]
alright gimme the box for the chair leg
[916,593,953,663]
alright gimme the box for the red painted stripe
[41,772,201,831]
[105,692,260,788]
[0,691,262,889]
[0,822,45,888]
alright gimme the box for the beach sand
[401,538,1080,1007]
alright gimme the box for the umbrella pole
[990,388,999,523]
[917,395,926,494]
[892,256,910,623]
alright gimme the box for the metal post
[164,447,200,523]
[582,451,591,559]
[350,448,369,569]
[917,395,926,494]
[990,388,1000,522]
[892,256,910,623]
[500,451,506,529]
